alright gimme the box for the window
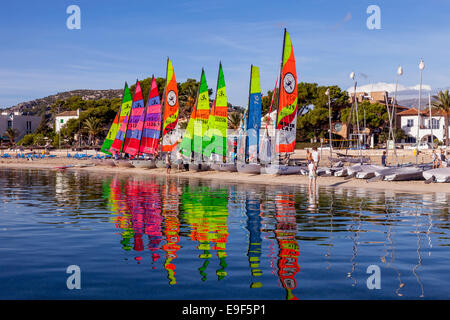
[7,120,12,129]
[406,119,414,127]
[61,119,64,124]
[26,121,32,134]
[432,118,439,129]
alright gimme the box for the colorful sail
[246,65,262,162]
[162,59,180,152]
[122,81,145,156]
[105,83,133,154]
[140,77,161,155]
[204,63,228,159]
[180,69,210,162]
[275,29,298,154]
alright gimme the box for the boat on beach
[260,29,300,175]
[210,163,237,172]
[114,160,135,168]
[422,167,450,183]
[130,159,156,169]
[237,65,262,174]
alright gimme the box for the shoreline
[0,159,449,195]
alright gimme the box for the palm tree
[83,117,103,145]
[228,112,242,130]
[432,90,450,146]
[4,128,19,146]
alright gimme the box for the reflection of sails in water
[275,193,300,300]
[125,180,163,263]
[162,181,181,285]
[182,185,229,281]
[245,193,263,288]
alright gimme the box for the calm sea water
[0,168,449,300]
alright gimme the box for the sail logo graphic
[66,5,81,30]
[283,73,295,94]
[167,91,177,106]
[366,5,381,30]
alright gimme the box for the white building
[398,108,450,145]
[55,109,80,132]
[0,111,41,141]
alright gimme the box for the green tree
[228,112,242,130]
[4,128,19,145]
[432,89,450,146]
[83,117,103,145]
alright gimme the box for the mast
[274,29,286,164]
[160,57,169,155]
[245,65,253,163]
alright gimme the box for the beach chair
[48,155,56,158]
[67,153,72,159]
[105,154,112,159]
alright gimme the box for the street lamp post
[325,88,333,161]
[416,59,425,164]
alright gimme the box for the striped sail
[109,83,133,154]
[204,63,227,159]
[275,29,298,154]
[180,69,210,162]
[139,77,161,155]
[162,59,180,152]
[122,80,145,156]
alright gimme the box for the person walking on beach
[432,149,439,168]
[306,149,312,164]
[176,149,183,171]
[440,149,447,168]
[165,152,172,174]
[308,147,319,192]
[381,151,387,167]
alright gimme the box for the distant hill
[3,89,122,117]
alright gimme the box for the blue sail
[246,65,262,162]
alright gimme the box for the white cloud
[346,82,432,93]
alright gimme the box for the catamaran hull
[261,164,302,175]
[237,163,261,174]
[210,163,237,172]
[373,167,424,181]
[422,168,450,183]
[334,168,348,177]
[189,163,210,172]
[130,159,156,169]
[155,160,166,168]
[114,160,134,168]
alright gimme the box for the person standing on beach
[432,149,439,168]
[165,152,172,174]
[381,151,387,167]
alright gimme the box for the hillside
[3,89,122,117]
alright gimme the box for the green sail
[101,83,133,154]
[204,63,227,158]
[180,69,210,160]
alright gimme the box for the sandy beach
[1,148,448,195]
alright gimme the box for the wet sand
[1,148,448,195]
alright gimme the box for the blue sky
[1,0,450,108]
